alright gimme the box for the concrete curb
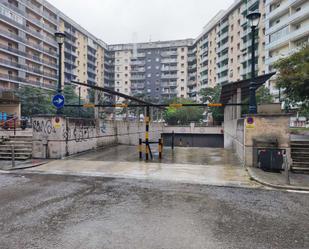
[246,167,309,192]
[1,161,50,171]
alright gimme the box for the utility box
[257,149,284,171]
[253,138,284,171]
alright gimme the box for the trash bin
[21,119,27,130]
[253,138,284,172]
[258,148,284,171]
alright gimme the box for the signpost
[246,116,255,129]
[52,94,65,109]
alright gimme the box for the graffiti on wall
[33,119,56,135]
[63,119,96,143]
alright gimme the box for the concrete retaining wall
[224,119,245,162]
[32,116,164,159]
[163,123,223,134]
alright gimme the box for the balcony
[217,64,228,73]
[161,58,177,64]
[0,58,57,79]
[0,73,56,90]
[266,4,309,36]
[131,75,146,80]
[161,51,178,57]
[136,53,146,58]
[217,53,229,63]
[0,29,58,57]
[217,44,229,54]
[130,60,146,66]
[161,74,177,79]
[162,82,177,87]
[266,0,292,21]
[0,44,57,69]
[266,25,309,51]
[218,75,228,84]
[161,66,177,72]
[200,74,208,81]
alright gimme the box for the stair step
[292,161,309,165]
[0,156,30,160]
[0,152,31,155]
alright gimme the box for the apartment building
[189,0,266,101]
[265,0,309,99]
[1,0,307,105]
[0,0,111,100]
[109,39,193,102]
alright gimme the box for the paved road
[0,173,308,249]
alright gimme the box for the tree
[274,45,309,115]
[163,98,203,125]
[199,85,223,123]
[17,86,55,117]
[17,85,95,118]
[256,86,273,104]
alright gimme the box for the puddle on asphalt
[70,145,241,167]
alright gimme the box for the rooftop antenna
[132,32,138,58]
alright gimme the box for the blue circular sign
[52,94,65,109]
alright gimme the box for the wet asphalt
[0,173,308,249]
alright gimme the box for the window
[181,56,185,60]
[230,36,234,43]
[147,73,151,78]
[125,74,128,77]
[181,63,184,68]
[147,66,151,69]
[181,87,184,91]
[181,48,185,52]
[156,58,159,62]
[125,66,128,70]
[147,51,152,55]
[125,81,128,84]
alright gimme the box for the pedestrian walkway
[247,167,309,191]
[21,146,260,188]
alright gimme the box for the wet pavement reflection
[71,145,241,166]
[25,145,258,188]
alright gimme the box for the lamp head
[247,11,261,28]
[55,32,66,44]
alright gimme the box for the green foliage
[163,98,203,125]
[17,86,55,116]
[199,85,223,123]
[256,86,273,104]
[274,45,309,114]
[17,85,96,118]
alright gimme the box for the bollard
[11,145,15,168]
[283,152,290,185]
[158,138,162,160]
[172,131,175,150]
[139,138,143,159]
[145,106,150,161]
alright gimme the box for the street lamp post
[246,12,261,114]
[55,32,66,114]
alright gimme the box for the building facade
[0,0,308,104]
[265,0,309,99]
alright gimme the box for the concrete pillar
[236,88,241,119]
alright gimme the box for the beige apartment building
[265,0,309,100]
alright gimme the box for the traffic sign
[246,117,255,129]
[52,94,65,109]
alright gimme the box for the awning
[220,72,276,104]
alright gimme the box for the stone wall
[163,123,223,134]
[224,119,245,162]
[244,115,291,167]
[32,116,164,159]
[224,114,291,167]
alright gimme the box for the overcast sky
[48,0,234,44]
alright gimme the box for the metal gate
[162,133,224,148]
